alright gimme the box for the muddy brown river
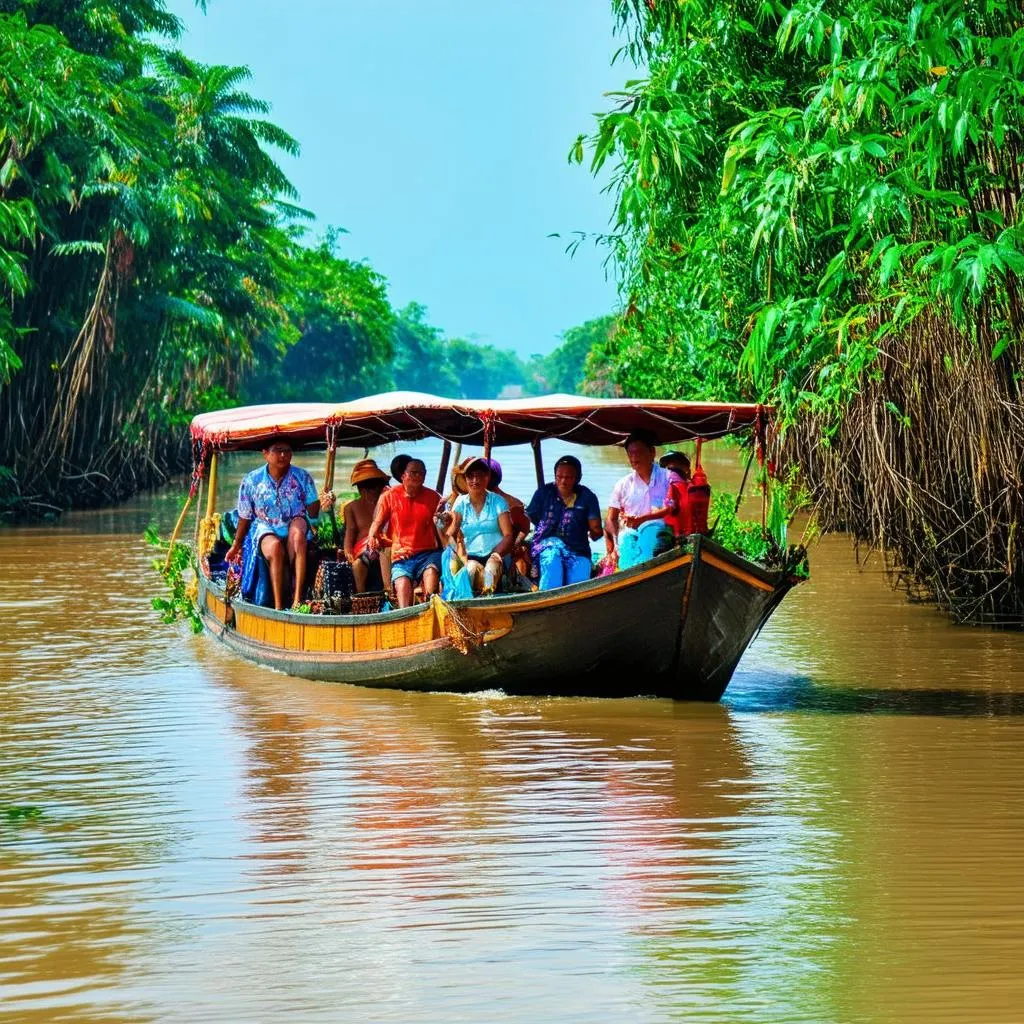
[2,440,1023,1022]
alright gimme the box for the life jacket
[688,443,711,535]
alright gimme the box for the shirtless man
[342,459,390,593]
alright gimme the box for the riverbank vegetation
[576,0,1024,625]
[0,2,594,521]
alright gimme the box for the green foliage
[389,303,461,395]
[709,491,770,564]
[530,315,619,394]
[144,520,202,634]
[579,0,1024,425]
[245,228,395,402]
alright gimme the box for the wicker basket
[313,559,355,601]
[350,591,385,615]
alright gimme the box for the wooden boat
[178,392,805,701]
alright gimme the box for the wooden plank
[337,625,354,652]
[353,623,378,652]
[304,624,336,652]
[283,622,303,650]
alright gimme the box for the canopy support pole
[164,495,194,571]
[205,453,219,520]
[531,438,544,488]
[192,475,205,548]
[436,440,452,492]
[324,446,336,492]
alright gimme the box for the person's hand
[365,532,379,553]
[318,488,335,511]
[623,514,642,529]
[225,541,242,564]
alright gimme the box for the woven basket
[350,591,385,615]
[313,559,356,601]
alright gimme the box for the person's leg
[617,528,642,570]
[380,546,394,598]
[260,534,287,610]
[391,557,414,608]
[483,553,503,594]
[351,556,369,593]
[286,517,309,607]
[564,551,592,585]
[420,566,440,598]
[638,521,673,560]
[465,560,484,594]
[537,540,567,591]
[394,577,413,607]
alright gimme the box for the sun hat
[350,458,389,487]
[450,455,476,496]
[462,456,492,479]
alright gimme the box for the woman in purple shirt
[526,455,602,591]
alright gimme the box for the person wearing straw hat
[342,458,390,593]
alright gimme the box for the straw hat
[450,456,476,496]
[350,458,389,487]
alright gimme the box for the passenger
[435,455,474,534]
[342,458,390,593]
[483,456,532,580]
[604,429,680,571]
[446,456,514,595]
[366,457,443,608]
[659,450,692,540]
[483,457,530,539]
[526,454,602,590]
[377,453,413,592]
[224,436,322,610]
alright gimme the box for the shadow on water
[727,670,1024,717]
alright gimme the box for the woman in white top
[446,456,514,594]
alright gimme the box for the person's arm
[445,509,463,549]
[492,510,514,557]
[624,505,670,529]
[342,501,358,563]
[604,506,621,549]
[225,517,252,563]
[365,493,391,552]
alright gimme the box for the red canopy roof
[190,391,767,451]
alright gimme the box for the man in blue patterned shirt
[225,437,323,609]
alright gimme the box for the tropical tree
[579,0,1024,622]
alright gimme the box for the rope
[432,594,485,656]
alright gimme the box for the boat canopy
[189,391,767,452]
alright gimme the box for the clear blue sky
[165,0,626,358]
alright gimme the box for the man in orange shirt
[366,458,443,608]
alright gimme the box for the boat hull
[198,536,796,700]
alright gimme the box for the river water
[2,440,1023,1023]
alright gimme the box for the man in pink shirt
[604,429,682,570]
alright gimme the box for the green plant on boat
[710,477,811,579]
[144,522,203,634]
[316,488,355,551]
